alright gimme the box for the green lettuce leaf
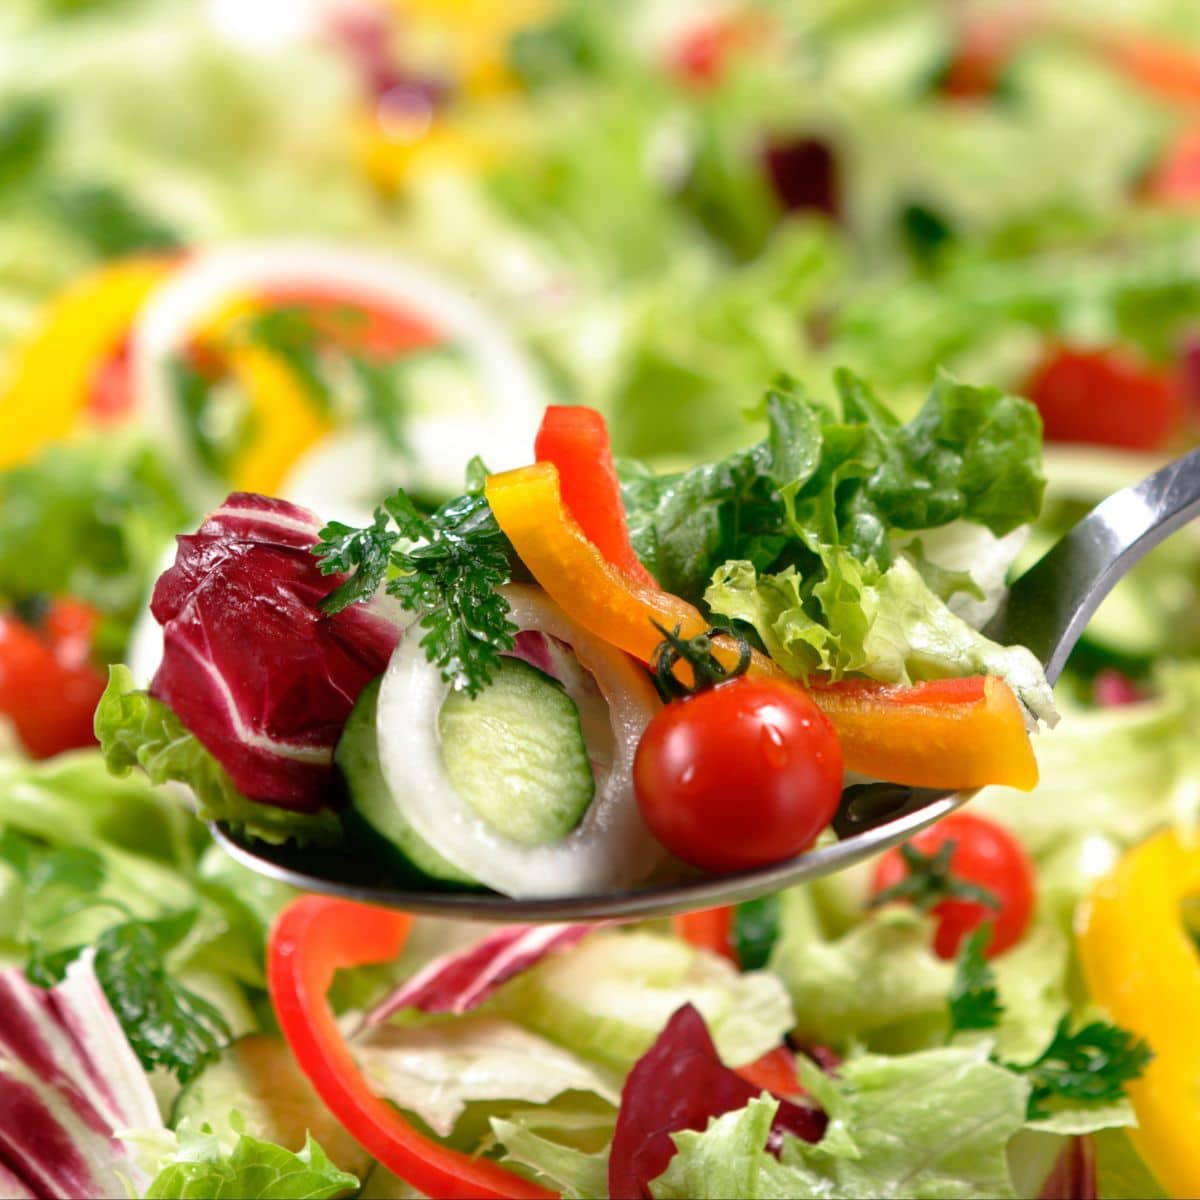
[352,1014,619,1138]
[707,550,1056,721]
[623,369,1044,607]
[142,1122,359,1200]
[651,1045,1029,1200]
[769,884,1069,1060]
[95,666,341,846]
[496,929,794,1071]
[491,1117,609,1200]
[0,435,191,660]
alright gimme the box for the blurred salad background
[4,1,1200,1197]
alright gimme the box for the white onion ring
[376,583,664,898]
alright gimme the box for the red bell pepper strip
[268,895,556,1200]
[735,1046,802,1096]
[534,406,658,588]
[671,908,735,963]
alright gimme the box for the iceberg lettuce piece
[650,1045,1028,1200]
[706,551,1057,724]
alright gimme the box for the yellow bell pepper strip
[1077,828,1200,1199]
[223,343,333,495]
[0,256,174,467]
[485,462,1039,790]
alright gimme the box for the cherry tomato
[1147,122,1200,206]
[633,677,843,873]
[871,812,1035,959]
[0,606,106,759]
[1024,346,1183,452]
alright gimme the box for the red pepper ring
[268,895,557,1200]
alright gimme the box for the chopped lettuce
[141,1120,359,1200]
[651,1045,1029,1200]
[352,1015,619,1138]
[495,929,795,1071]
[0,434,191,659]
[706,551,1056,722]
[95,666,342,846]
[492,1119,609,1200]
[769,882,1070,1062]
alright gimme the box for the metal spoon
[212,447,1200,921]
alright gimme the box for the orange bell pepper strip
[268,896,556,1200]
[806,676,1038,792]
[1077,829,1199,1199]
[671,908,735,963]
[485,462,1038,790]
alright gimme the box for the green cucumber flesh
[337,679,476,886]
[437,656,594,847]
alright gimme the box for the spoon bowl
[212,446,1200,921]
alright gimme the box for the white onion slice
[376,584,664,898]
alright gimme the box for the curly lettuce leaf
[650,1045,1029,1200]
[706,550,1056,723]
[142,1122,358,1200]
[622,368,1044,613]
[95,666,341,846]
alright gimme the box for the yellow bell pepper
[223,344,333,495]
[0,257,173,467]
[485,462,1039,790]
[1077,828,1200,1199]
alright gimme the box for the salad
[3,1,1200,1198]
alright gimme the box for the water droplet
[760,722,789,768]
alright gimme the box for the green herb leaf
[315,489,516,697]
[90,916,231,1083]
[313,510,402,614]
[948,924,1005,1036]
[144,1124,358,1200]
[1008,1017,1153,1119]
[46,182,180,257]
[731,895,781,972]
[870,840,1001,914]
[0,99,54,194]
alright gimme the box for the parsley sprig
[869,839,1001,912]
[940,915,1152,1119]
[315,473,516,697]
[1010,1018,1154,1119]
[947,924,1004,1036]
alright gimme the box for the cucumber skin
[336,678,477,888]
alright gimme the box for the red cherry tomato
[0,607,106,759]
[871,812,1035,959]
[633,677,843,873]
[1024,346,1183,452]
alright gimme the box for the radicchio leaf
[368,923,594,1024]
[1038,1136,1098,1200]
[0,951,164,1199]
[150,493,402,809]
[608,1004,826,1200]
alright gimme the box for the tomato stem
[651,620,751,698]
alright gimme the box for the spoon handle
[986,446,1200,684]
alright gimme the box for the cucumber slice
[437,657,594,846]
[375,584,664,898]
[171,1035,372,1176]
[337,679,476,886]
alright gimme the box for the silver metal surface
[213,446,1200,921]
